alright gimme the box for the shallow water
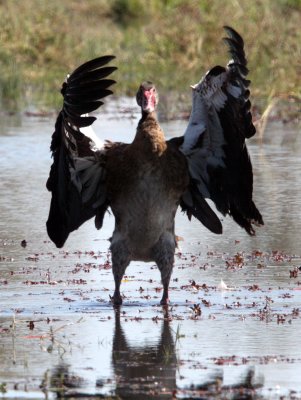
[0,102,301,399]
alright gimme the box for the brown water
[1,103,301,399]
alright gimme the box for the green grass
[0,0,300,114]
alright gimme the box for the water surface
[0,103,301,399]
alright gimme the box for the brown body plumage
[106,109,189,304]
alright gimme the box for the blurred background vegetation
[0,0,300,117]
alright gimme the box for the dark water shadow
[112,308,177,399]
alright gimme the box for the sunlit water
[0,101,301,399]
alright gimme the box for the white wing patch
[80,114,105,151]
[80,125,104,151]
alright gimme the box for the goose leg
[160,279,172,306]
[152,232,175,306]
[110,238,130,306]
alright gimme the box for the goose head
[136,81,158,114]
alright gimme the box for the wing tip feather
[223,26,244,47]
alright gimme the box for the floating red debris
[213,355,236,365]
[201,299,211,307]
[63,297,75,302]
[277,314,286,324]
[189,303,202,316]
[252,250,263,257]
[67,279,87,285]
[280,293,293,299]
[191,280,200,290]
[248,284,260,291]
[26,255,39,261]
[226,253,244,269]
[290,267,299,278]
[292,308,300,317]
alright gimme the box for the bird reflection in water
[112,308,177,399]
[112,309,264,399]
[46,311,263,399]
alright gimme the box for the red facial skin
[142,88,157,113]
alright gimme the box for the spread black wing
[46,56,117,247]
[175,26,263,235]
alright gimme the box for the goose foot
[110,292,123,306]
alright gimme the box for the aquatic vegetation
[0,0,300,114]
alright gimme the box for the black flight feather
[46,55,116,247]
